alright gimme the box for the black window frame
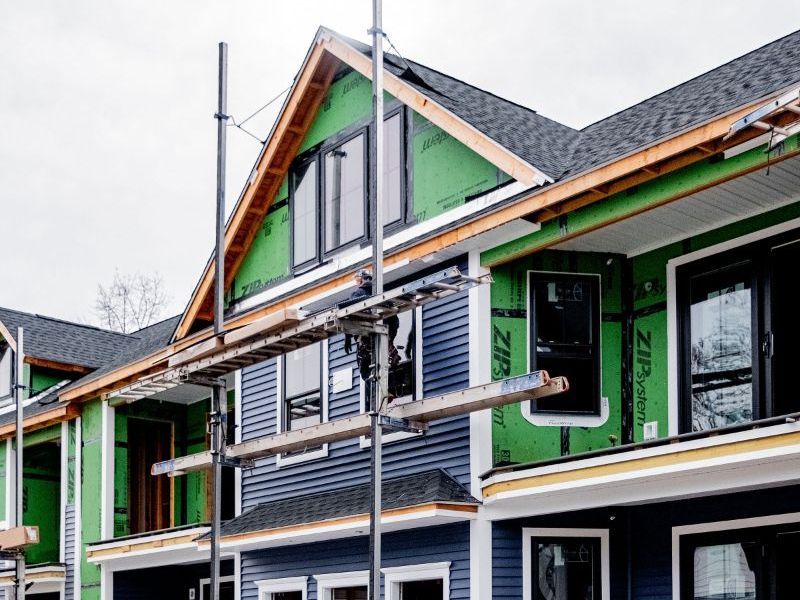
[288,106,409,274]
[676,227,800,434]
[528,270,602,416]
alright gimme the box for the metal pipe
[209,383,224,600]
[214,42,229,336]
[14,327,25,600]
[368,1,385,598]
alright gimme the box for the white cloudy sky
[1,1,799,326]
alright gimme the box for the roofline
[172,27,552,341]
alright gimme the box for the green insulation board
[230,66,509,304]
[0,443,5,522]
[23,438,60,565]
[30,368,65,397]
[490,250,623,466]
[81,399,103,599]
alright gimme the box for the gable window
[677,229,800,433]
[0,344,12,400]
[290,110,406,272]
[277,340,328,465]
[528,272,601,415]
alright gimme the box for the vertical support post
[368,2,385,599]
[211,40,229,600]
[14,328,25,600]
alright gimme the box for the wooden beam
[0,320,16,352]
[0,403,80,439]
[25,356,92,375]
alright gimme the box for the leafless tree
[95,271,169,333]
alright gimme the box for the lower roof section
[0,563,65,595]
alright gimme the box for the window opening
[332,587,367,600]
[383,112,403,226]
[399,579,443,599]
[324,133,366,252]
[529,272,601,415]
[388,308,415,400]
[128,418,172,534]
[282,343,322,455]
[533,537,601,600]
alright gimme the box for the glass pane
[693,543,758,599]
[533,278,594,346]
[292,160,317,266]
[400,578,443,599]
[384,113,402,225]
[325,134,365,250]
[689,265,753,431]
[273,592,303,600]
[769,241,800,416]
[388,310,415,399]
[0,347,11,398]
[332,586,368,600]
[285,343,321,398]
[535,538,600,600]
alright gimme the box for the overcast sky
[2,1,799,327]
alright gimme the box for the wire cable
[226,83,293,145]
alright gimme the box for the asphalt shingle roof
[0,307,132,369]
[216,469,478,538]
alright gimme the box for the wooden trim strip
[482,430,800,498]
[25,356,92,375]
[0,321,16,352]
[85,532,200,559]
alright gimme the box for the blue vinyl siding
[241,522,469,600]
[64,503,76,600]
[240,288,471,510]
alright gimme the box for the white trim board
[665,215,800,436]
[314,570,368,600]
[670,511,800,600]
[199,575,236,600]
[383,562,450,600]
[522,528,610,600]
[254,575,308,600]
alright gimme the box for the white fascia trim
[482,419,800,489]
[4,439,12,526]
[234,369,243,517]
[670,511,800,600]
[59,420,68,562]
[74,416,82,598]
[231,182,530,314]
[314,570,368,597]
[234,552,242,600]
[100,401,115,540]
[383,562,450,600]
[255,575,308,598]
[359,305,423,448]
[522,528,610,600]
[665,214,800,436]
[275,339,329,467]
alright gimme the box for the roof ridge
[581,27,800,132]
[0,306,134,339]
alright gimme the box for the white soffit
[553,153,800,257]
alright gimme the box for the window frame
[255,576,308,600]
[382,562,450,600]
[522,527,610,600]
[288,107,409,274]
[313,571,368,600]
[526,270,603,417]
[359,305,424,447]
[275,339,329,467]
[0,343,12,404]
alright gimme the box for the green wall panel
[0,444,5,522]
[81,399,103,593]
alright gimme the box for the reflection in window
[332,587,367,600]
[388,309,415,400]
[529,273,601,414]
[534,538,600,600]
[292,160,318,267]
[325,134,365,251]
[271,593,302,600]
[283,343,322,433]
[693,543,758,600]
[688,264,753,431]
[383,113,403,226]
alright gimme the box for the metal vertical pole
[210,40,228,600]
[14,328,25,600]
[368,1,385,599]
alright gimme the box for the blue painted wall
[240,288,471,510]
[241,522,470,600]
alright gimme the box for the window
[681,525,800,600]
[255,576,307,600]
[0,344,12,400]
[314,572,368,600]
[528,272,601,415]
[677,230,800,433]
[290,111,406,271]
[277,341,328,465]
[384,562,449,600]
[127,418,172,534]
[523,529,609,600]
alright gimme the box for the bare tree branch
[94,271,169,333]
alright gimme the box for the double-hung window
[280,341,326,463]
[528,272,602,414]
[677,229,800,433]
[290,110,406,271]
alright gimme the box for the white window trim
[522,527,610,600]
[313,570,368,600]
[521,271,607,428]
[255,575,308,600]
[382,561,450,600]
[199,575,236,600]
[359,306,424,447]
[665,215,800,436]
[670,511,800,600]
[276,339,329,467]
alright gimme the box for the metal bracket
[219,456,255,470]
[214,112,230,121]
[181,373,227,388]
[377,414,427,434]
[367,27,386,37]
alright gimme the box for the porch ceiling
[553,153,800,256]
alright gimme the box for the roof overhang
[202,502,478,553]
[0,400,78,440]
[481,422,800,520]
[0,564,65,594]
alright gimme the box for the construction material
[151,371,568,476]
[0,527,39,552]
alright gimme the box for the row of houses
[2,25,800,600]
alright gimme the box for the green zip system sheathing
[229,68,509,304]
[23,430,60,565]
[81,398,103,600]
[486,137,800,465]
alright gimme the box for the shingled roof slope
[0,307,132,370]
[216,469,478,538]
